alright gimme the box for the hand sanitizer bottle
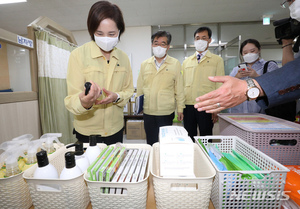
[60,152,82,179]
[33,150,58,179]
[85,135,101,164]
[66,142,90,173]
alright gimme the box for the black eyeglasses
[280,0,293,8]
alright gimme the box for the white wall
[72,26,152,88]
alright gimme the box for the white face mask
[152,46,167,58]
[289,0,300,22]
[194,39,208,52]
[94,34,119,52]
[243,53,259,63]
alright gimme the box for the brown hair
[87,1,125,41]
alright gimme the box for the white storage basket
[23,144,105,209]
[151,142,216,209]
[0,172,32,209]
[84,143,152,209]
[195,135,290,209]
[218,113,300,165]
[0,142,63,209]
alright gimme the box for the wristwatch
[114,93,120,103]
[245,78,260,101]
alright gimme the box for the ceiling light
[0,0,27,5]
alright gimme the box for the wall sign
[17,35,33,48]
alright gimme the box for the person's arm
[136,63,144,98]
[282,39,294,66]
[194,76,263,113]
[64,51,102,114]
[194,57,300,113]
[102,54,134,107]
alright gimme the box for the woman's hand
[235,68,249,78]
[79,81,102,109]
[247,66,259,78]
[96,88,118,105]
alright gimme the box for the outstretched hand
[194,76,248,113]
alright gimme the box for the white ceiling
[0,0,290,35]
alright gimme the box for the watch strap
[246,78,259,101]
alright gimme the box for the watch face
[247,87,260,99]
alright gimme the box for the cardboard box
[126,120,146,139]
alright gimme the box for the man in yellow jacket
[182,27,224,140]
[137,31,185,145]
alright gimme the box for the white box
[159,126,194,178]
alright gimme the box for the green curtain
[35,31,77,144]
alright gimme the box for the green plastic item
[222,153,254,179]
[232,150,264,179]
[197,139,208,154]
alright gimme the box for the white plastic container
[60,152,82,179]
[85,135,101,164]
[0,173,32,209]
[195,135,290,209]
[84,143,152,209]
[151,142,216,209]
[0,143,63,209]
[23,144,99,209]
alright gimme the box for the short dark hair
[194,27,212,39]
[151,31,172,45]
[87,1,125,41]
[240,39,261,55]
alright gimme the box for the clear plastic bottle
[85,135,101,164]
[33,150,58,179]
[60,152,82,179]
[0,144,27,177]
[66,142,90,173]
[40,133,62,154]
[22,139,43,172]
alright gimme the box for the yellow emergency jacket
[64,41,134,136]
[136,55,185,116]
[182,50,225,105]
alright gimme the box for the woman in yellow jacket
[64,1,134,144]
[137,31,185,145]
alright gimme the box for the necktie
[197,54,201,63]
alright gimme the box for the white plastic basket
[0,172,32,209]
[151,142,216,209]
[195,135,290,209]
[0,142,64,209]
[84,143,152,209]
[23,144,105,209]
[218,113,300,165]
